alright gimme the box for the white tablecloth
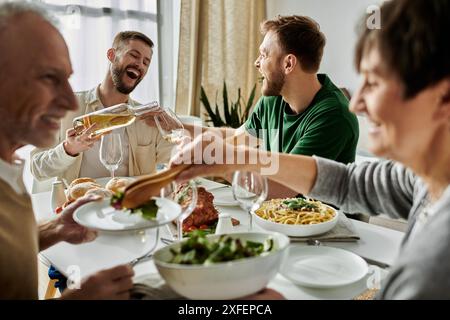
[32,178,404,300]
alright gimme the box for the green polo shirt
[245,74,359,164]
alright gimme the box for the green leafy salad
[110,191,158,220]
[169,231,274,265]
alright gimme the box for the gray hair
[0,1,59,31]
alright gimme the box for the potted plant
[201,82,257,128]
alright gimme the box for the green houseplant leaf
[231,101,240,128]
[201,86,224,127]
[201,82,257,128]
[222,82,232,125]
[242,83,256,123]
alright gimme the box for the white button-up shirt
[78,87,130,178]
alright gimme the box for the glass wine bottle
[73,101,159,136]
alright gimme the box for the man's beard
[111,64,142,94]
[261,68,285,96]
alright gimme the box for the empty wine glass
[160,180,198,241]
[154,108,185,144]
[232,171,268,231]
[99,133,123,178]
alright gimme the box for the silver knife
[207,185,231,192]
[359,256,390,269]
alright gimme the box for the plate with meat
[194,179,239,207]
[73,195,182,233]
[172,185,240,236]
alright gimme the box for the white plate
[74,198,181,232]
[281,246,368,288]
[211,187,239,206]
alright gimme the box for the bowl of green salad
[153,231,290,300]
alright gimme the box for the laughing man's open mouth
[126,68,140,80]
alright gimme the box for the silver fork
[130,252,153,267]
[130,228,160,267]
[306,239,321,246]
[160,237,174,245]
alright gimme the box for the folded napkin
[130,273,184,300]
[289,212,360,242]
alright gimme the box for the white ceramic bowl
[253,205,339,237]
[153,232,290,300]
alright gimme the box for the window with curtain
[33,0,160,103]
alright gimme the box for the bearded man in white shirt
[31,31,173,183]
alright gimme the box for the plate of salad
[73,196,182,232]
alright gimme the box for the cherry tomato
[55,206,63,214]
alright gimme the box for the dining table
[32,178,404,300]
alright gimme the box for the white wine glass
[99,133,123,178]
[232,171,268,231]
[154,108,185,144]
[160,180,198,241]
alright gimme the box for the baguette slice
[121,164,190,209]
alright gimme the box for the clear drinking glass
[154,108,185,144]
[232,171,268,231]
[160,180,198,241]
[99,133,123,178]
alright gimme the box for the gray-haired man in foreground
[0,2,133,299]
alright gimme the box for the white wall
[266,0,382,94]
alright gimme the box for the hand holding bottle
[63,124,101,157]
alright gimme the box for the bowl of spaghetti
[253,198,339,237]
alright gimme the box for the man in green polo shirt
[170,15,359,197]
[241,15,358,196]
[246,74,358,163]
[246,16,358,163]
